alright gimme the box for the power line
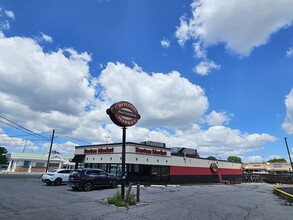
[55,133,91,144]
[1,134,36,138]
[0,114,92,145]
[0,114,50,141]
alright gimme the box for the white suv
[41,169,72,186]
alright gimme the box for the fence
[243,174,293,184]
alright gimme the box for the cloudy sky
[1,0,293,163]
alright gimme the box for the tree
[207,156,217,160]
[267,158,287,163]
[227,156,242,163]
[0,147,8,164]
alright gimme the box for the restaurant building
[72,141,243,185]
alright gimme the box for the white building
[72,141,243,185]
[6,152,75,173]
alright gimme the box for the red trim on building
[170,166,243,176]
[219,168,243,175]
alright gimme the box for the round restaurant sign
[106,101,141,127]
[210,162,218,173]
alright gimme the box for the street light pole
[284,137,293,172]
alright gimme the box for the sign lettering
[135,147,167,156]
[84,147,114,154]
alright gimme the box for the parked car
[68,168,119,191]
[41,169,72,186]
[0,165,8,170]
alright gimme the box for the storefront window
[151,165,170,182]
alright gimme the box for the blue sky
[0,0,293,163]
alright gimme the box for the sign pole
[121,126,126,200]
[106,101,141,200]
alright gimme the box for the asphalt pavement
[0,174,292,220]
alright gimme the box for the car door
[60,170,71,182]
[90,170,108,186]
[58,170,70,182]
[97,170,110,185]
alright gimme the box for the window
[86,170,106,176]
[58,170,71,174]
[23,161,31,167]
[36,163,45,167]
[49,163,59,167]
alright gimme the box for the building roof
[10,152,73,161]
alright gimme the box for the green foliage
[267,158,287,163]
[107,190,136,207]
[227,156,242,163]
[207,156,217,160]
[127,193,136,206]
[0,147,8,164]
[0,147,7,154]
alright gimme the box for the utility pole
[45,129,55,172]
[284,137,293,172]
[23,139,27,153]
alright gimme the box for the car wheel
[54,178,62,186]
[83,182,93,191]
[46,180,52,186]
[71,186,78,191]
[111,180,118,188]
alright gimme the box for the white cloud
[0,8,14,31]
[176,0,293,56]
[286,47,293,57]
[205,111,231,126]
[193,60,220,75]
[161,38,170,48]
[268,155,284,161]
[0,133,39,152]
[0,34,99,142]
[0,20,10,31]
[176,15,190,46]
[0,34,278,157]
[5,10,15,20]
[0,35,94,116]
[40,32,53,43]
[193,42,206,59]
[282,88,293,134]
[193,126,277,158]
[42,141,76,155]
[98,62,209,129]
[245,156,264,163]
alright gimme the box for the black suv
[68,168,119,191]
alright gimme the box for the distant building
[242,162,293,174]
[5,152,75,173]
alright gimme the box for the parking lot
[0,174,292,220]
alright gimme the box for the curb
[273,187,293,203]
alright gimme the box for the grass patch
[107,190,136,207]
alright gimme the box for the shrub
[107,190,136,207]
